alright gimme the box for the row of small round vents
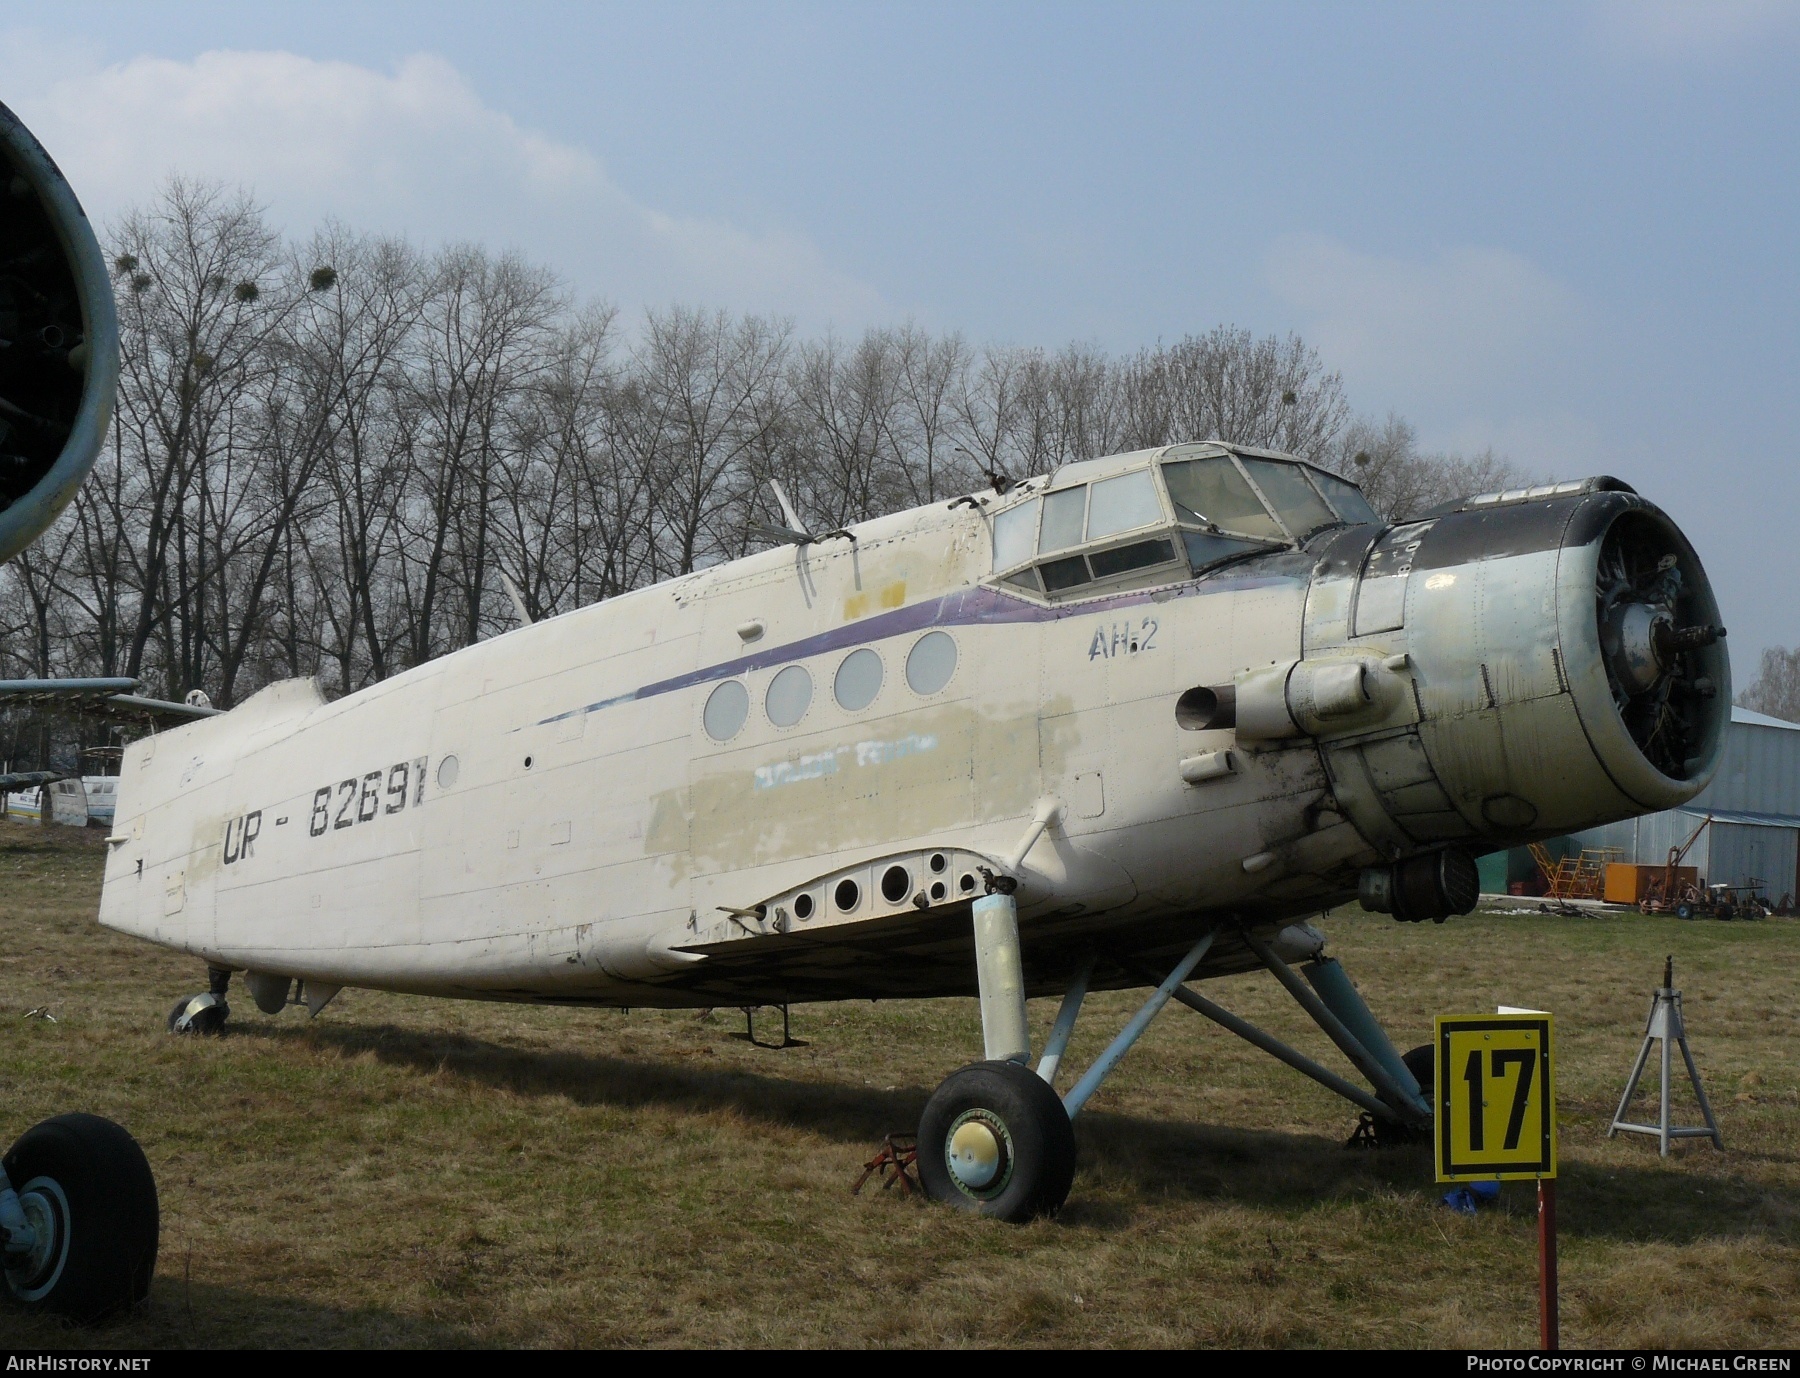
[789,851,976,921]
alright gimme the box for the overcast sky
[3,2,1797,683]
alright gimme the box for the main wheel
[1403,1042,1435,1100]
[1370,1043,1435,1146]
[167,992,228,1035]
[1675,902,1695,920]
[917,1060,1076,1222]
[3,1114,158,1320]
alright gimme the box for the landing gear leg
[167,965,232,1035]
[918,891,1076,1221]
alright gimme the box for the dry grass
[0,817,1795,1348]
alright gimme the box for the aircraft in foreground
[99,410,1728,1215]
[2,100,161,1320]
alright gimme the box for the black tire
[1675,902,1695,921]
[1402,1042,1435,1099]
[1717,904,1736,922]
[2,1114,158,1321]
[167,993,228,1035]
[917,1060,1076,1222]
[1371,1044,1435,1147]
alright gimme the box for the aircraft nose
[1398,481,1729,834]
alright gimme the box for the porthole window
[834,878,861,912]
[703,680,749,741]
[793,892,815,920]
[906,630,958,695]
[766,664,813,727]
[834,648,884,711]
[881,864,911,903]
[436,754,460,788]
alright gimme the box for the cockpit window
[1085,470,1163,541]
[1310,469,1381,526]
[1161,456,1285,542]
[989,450,1359,600]
[991,497,1039,570]
[1038,485,1088,553]
[1240,458,1338,540]
[1180,531,1268,573]
[1040,553,1091,593]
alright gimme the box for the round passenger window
[906,631,958,696]
[703,680,749,741]
[436,754,460,788]
[834,648,884,711]
[765,665,813,727]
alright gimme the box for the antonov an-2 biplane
[2,99,1733,1239]
[100,429,1728,1218]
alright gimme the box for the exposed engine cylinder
[0,102,118,563]
[1358,848,1480,924]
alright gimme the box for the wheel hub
[945,1110,1013,1196]
[4,1177,68,1300]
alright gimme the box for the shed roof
[1731,706,1800,731]
[1677,807,1800,829]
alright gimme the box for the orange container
[1605,863,1698,905]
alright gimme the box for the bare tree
[398,245,562,663]
[4,181,1559,743]
[628,307,791,578]
[1738,647,1800,724]
[1329,413,1533,521]
[105,179,292,699]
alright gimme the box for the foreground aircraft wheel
[166,993,228,1035]
[917,1060,1076,1222]
[1674,902,1695,921]
[3,1114,158,1320]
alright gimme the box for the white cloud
[1591,0,1800,62]
[0,35,887,327]
[1262,233,1634,480]
[1264,234,1588,405]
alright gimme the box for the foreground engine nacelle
[0,102,117,564]
[1290,477,1730,915]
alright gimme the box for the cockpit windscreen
[1161,456,1284,541]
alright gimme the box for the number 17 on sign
[1435,1014,1559,1349]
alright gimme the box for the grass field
[0,817,1795,1349]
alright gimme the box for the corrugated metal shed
[1553,708,1800,899]
[1693,707,1800,816]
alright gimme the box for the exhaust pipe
[1358,847,1480,923]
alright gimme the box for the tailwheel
[2,1114,159,1320]
[166,993,228,1035]
[168,966,231,1035]
[917,1060,1076,1222]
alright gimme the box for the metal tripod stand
[1608,955,1723,1155]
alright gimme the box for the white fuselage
[96,446,1726,1007]
[97,505,1344,1003]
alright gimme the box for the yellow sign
[1435,1014,1557,1181]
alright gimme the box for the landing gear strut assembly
[914,892,1434,1222]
